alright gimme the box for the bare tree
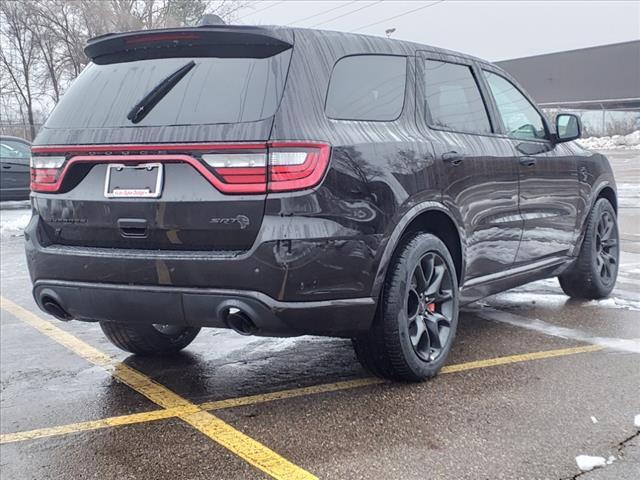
[0,0,249,139]
[0,0,43,139]
[32,0,248,76]
[30,11,63,103]
[32,1,104,79]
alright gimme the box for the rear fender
[371,201,466,299]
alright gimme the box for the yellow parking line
[0,297,317,480]
[0,380,384,445]
[0,408,181,444]
[440,344,604,373]
[200,378,383,411]
[0,328,604,446]
[202,345,604,410]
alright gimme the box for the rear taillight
[268,143,331,192]
[30,156,66,192]
[202,151,268,193]
[28,142,331,195]
[202,142,330,193]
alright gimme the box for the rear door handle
[1,165,11,169]
[519,156,537,167]
[441,151,464,166]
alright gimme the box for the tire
[353,233,459,382]
[99,322,200,355]
[558,198,619,300]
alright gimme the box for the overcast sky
[235,0,640,61]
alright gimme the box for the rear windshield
[46,51,292,128]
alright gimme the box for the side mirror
[554,113,581,143]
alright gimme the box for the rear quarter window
[325,55,407,121]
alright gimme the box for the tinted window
[326,55,406,121]
[46,51,292,128]
[483,71,547,140]
[424,60,491,134]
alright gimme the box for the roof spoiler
[85,26,293,64]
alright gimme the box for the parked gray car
[0,135,31,200]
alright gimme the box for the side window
[423,59,492,135]
[483,71,547,141]
[326,55,407,121]
[0,141,30,164]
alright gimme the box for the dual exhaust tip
[40,295,73,321]
[38,293,259,336]
[224,307,257,335]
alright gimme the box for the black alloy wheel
[594,210,618,287]
[352,233,459,382]
[406,252,455,363]
[559,198,619,299]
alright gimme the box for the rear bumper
[33,280,375,337]
[25,211,380,337]
[25,212,380,302]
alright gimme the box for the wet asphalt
[1,149,639,479]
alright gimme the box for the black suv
[26,26,619,381]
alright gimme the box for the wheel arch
[571,181,618,257]
[372,203,465,299]
[596,185,617,213]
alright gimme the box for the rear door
[32,28,293,252]
[480,67,580,263]
[417,52,522,282]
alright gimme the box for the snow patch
[0,211,31,237]
[618,183,640,209]
[576,455,606,471]
[590,416,598,424]
[487,289,640,311]
[588,298,615,308]
[586,297,640,312]
[476,308,640,353]
[635,414,640,428]
[578,130,640,150]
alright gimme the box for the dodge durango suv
[26,25,619,381]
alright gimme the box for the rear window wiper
[127,60,196,124]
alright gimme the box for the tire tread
[100,322,199,355]
[559,198,617,300]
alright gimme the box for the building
[496,40,640,112]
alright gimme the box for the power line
[310,0,385,28]
[286,1,359,26]
[238,1,286,21]
[352,0,446,32]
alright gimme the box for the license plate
[104,163,163,198]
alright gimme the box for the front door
[480,69,580,263]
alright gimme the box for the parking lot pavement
[1,149,639,479]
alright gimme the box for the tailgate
[31,27,295,251]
